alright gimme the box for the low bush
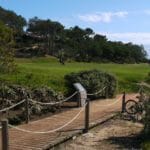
[0,84,64,123]
[8,116,22,125]
[65,69,117,99]
[30,87,63,115]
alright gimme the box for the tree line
[0,6,148,64]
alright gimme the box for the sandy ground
[55,117,144,150]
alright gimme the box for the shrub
[31,86,63,103]
[8,116,22,125]
[65,69,117,99]
[30,87,63,115]
[0,21,16,73]
[0,84,64,123]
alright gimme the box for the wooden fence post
[25,98,29,124]
[121,92,126,113]
[105,87,109,99]
[1,119,9,150]
[84,98,90,133]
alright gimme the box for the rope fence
[94,95,123,107]
[0,92,78,112]
[127,94,139,100]
[0,85,141,116]
[0,85,110,112]
[29,91,78,105]
[0,83,143,150]
[87,86,106,96]
[0,82,146,113]
[0,99,26,113]
[8,102,86,134]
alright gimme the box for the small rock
[82,133,94,138]
[72,136,76,140]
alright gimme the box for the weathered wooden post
[25,98,29,124]
[121,92,126,113]
[84,98,90,133]
[1,119,9,150]
[105,87,109,99]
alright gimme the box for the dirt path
[58,118,143,150]
[0,93,137,150]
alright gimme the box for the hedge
[65,69,117,99]
[0,84,64,124]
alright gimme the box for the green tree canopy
[0,6,26,33]
[0,21,15,73]
[27,17,64,55]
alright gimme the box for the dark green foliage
[8,116,22,125]
[0,6,26,32]
[0,6,148,63]
[29,87,63,116]
[0,84,29,110]
[0,21,16,73]
[65,70,117,99]
[27,17,64,55]
[19,16,148,63]
[0,84,64,123]
[0,84,63,109]
[31,86,63,105]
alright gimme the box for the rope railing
[0,91,78,112]
[127,94,139,100]
[0,84,141,113]
[1,82,145,150]
[0,99,26,113]
[8,102,86,134]
[94,95,123,107]
[87,86,107,96]
[136,82,150,89]
[29,91,78,105]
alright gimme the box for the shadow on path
[105,134,142,149]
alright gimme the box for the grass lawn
[0,57,149,93]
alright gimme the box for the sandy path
[58,118,143,150]
[0,93,137,150]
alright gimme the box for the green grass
[0,57,149,93]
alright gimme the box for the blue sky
[0,0,150,57]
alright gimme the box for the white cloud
[78,11,128,23]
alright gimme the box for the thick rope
[127,94,139,100]
[29,91,78,105]
[136,82,150,89]
[87,86,106,96]
[93,95,123,107]
[8,103,86,134]
[0,99,26,113]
